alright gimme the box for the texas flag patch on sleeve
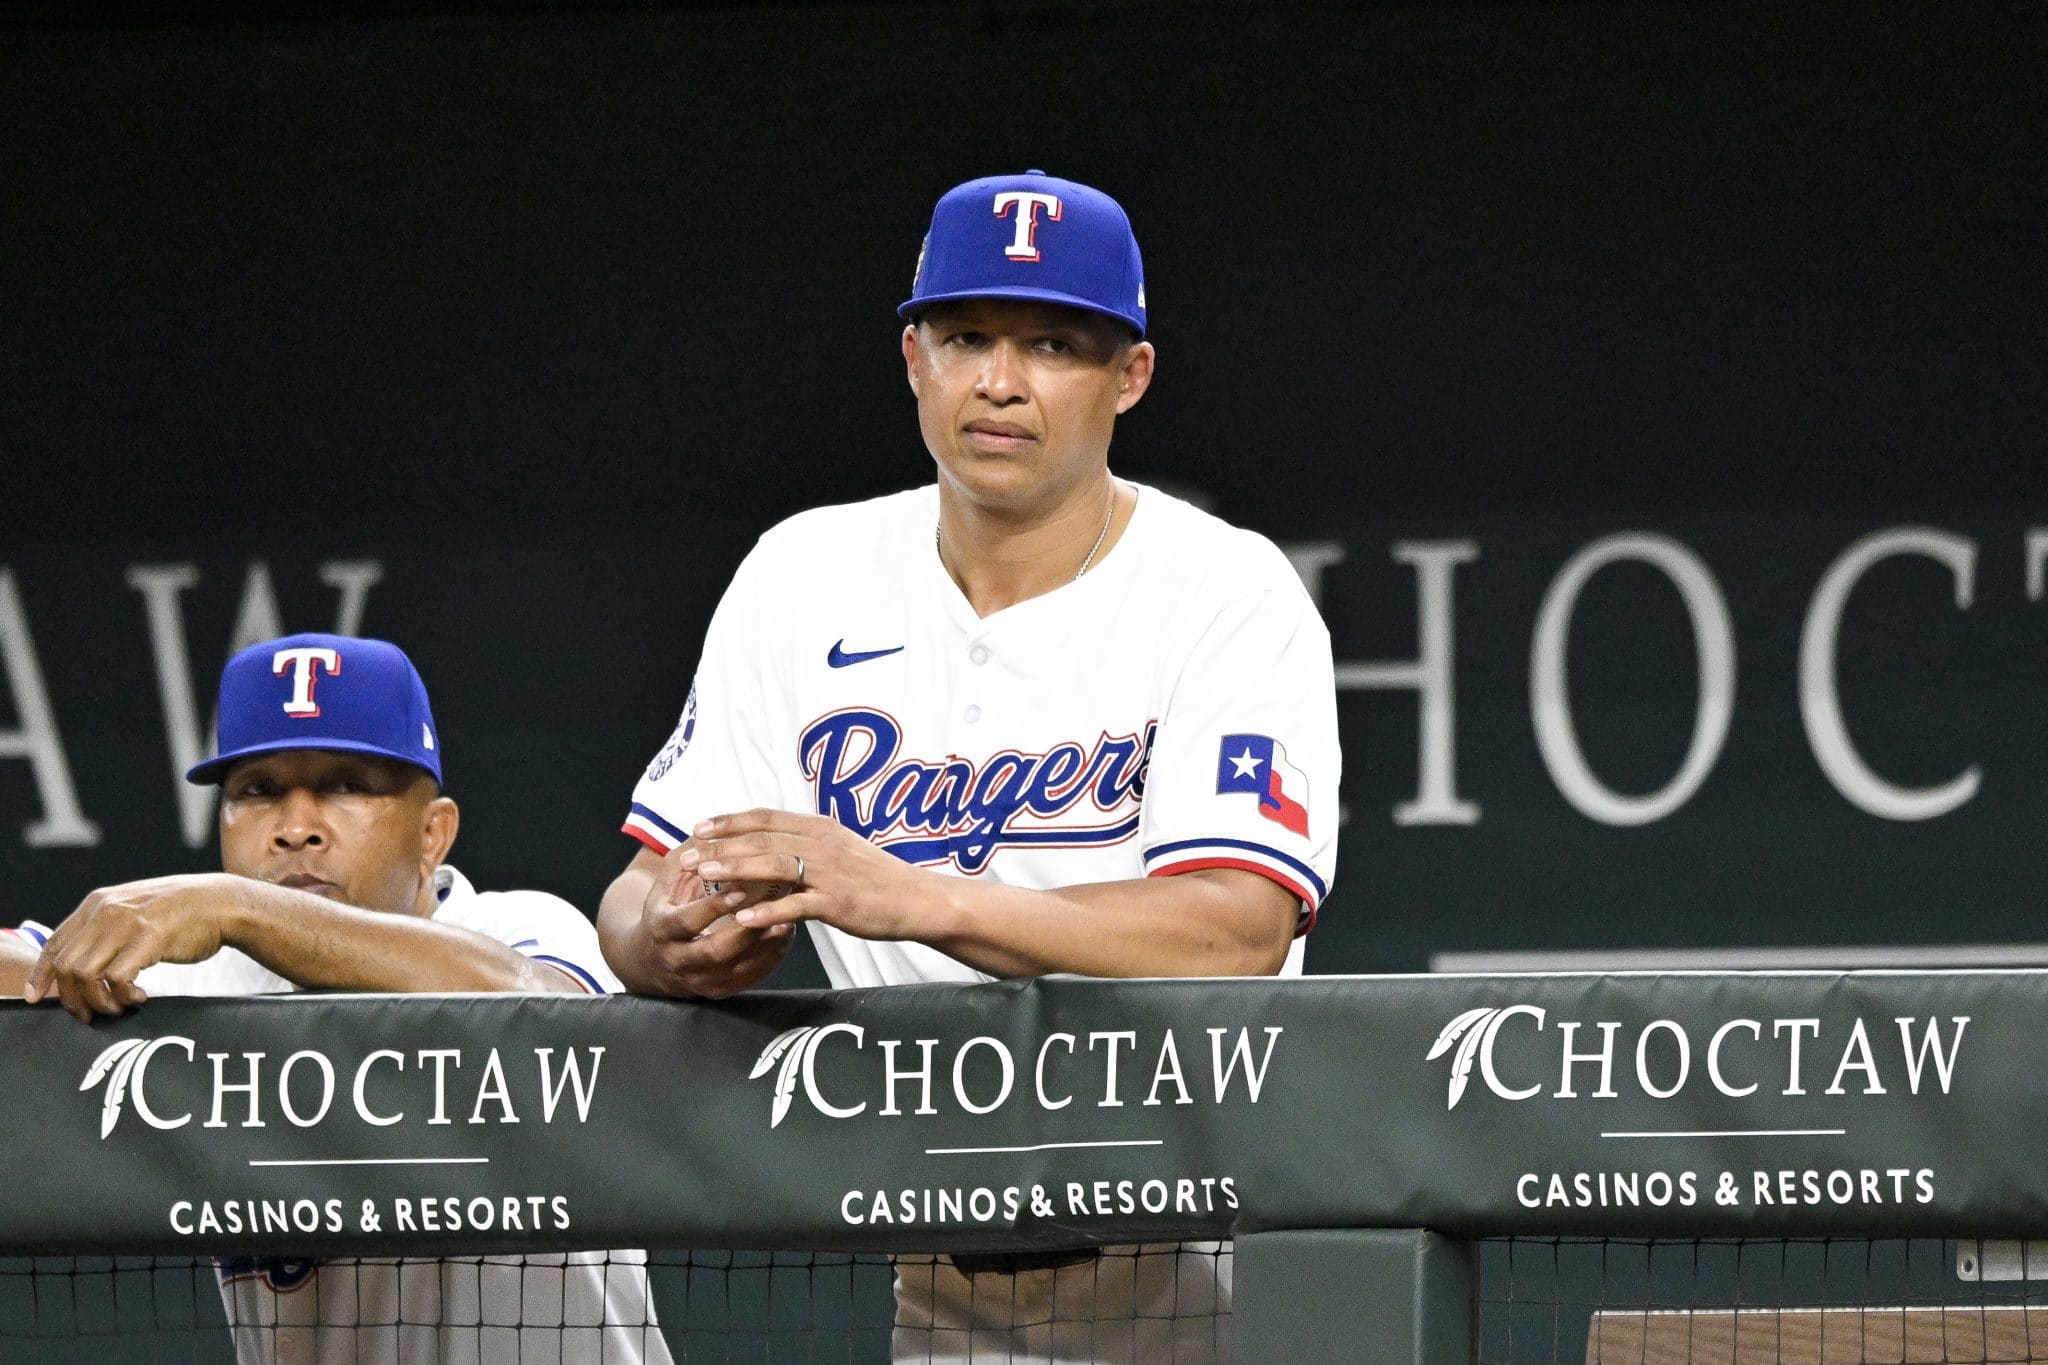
[1216,733,1310,837]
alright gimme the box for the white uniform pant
[891,1241,1231,1364]
[218,1250,673,1365]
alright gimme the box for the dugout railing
[4,971,2046,1362]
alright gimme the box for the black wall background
[2,1,2044,980]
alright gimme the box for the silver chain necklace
[936,486,1117,585]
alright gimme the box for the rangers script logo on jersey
[800,707,1153,873]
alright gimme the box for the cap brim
[897,285,1145,337]
[185,738,440,786]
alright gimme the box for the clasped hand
[689,808,924,942]
[633,808,926,999]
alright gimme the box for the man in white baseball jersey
[599,170,1338,1362]
[3,632,671,1365]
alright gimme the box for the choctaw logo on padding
[82,1036,197,1138]
[1426,1005,1969,1112]
[749,1023,860,1128]
[1425,1007,1529,1111]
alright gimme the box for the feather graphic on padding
[769,1028,818,1129]
[101,1043,150,1139]
[749,1025,814,1081]
[81,1038,144,1094]
[1446,1010,1498,1110]
[1426,1007,1495,1062]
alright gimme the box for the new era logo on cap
[185,632,443,787]
[901,169,1147,337]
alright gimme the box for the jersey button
[969,645,990,666]
[964,704,982,723]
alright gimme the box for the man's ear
[420,796,460,879]
[1114,340,1156,415]
[902,324,921,395]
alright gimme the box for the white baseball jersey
[12,868,670,1365]
[623,481,1338,1364]
[624,480,1340,987]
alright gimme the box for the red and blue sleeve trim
[531,954,604,995]
[509,937,604,994]
[622,801,690,854]
[1142,837,1329,936]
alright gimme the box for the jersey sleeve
[460,890,625,996]
[7,921,52,948]
[623,544,785,854]
[1138,564,1341,933]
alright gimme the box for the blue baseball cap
[898,170,1147,337]
[185,633,443,787]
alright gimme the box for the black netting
[15,1238,2048,1361]
[0,1243,1238,1363]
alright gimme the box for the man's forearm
[597,861,665,994]
[871,869,1294,981]
[694,809,1301,982]
[733,863,1294,982]
[223,881,576,994]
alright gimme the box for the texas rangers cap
[898,169,1147,337]
[185,632,443,786]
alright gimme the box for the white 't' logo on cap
[273,647,341,718]
[993,191,1062,261]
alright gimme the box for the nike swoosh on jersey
[828,640,906,668]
